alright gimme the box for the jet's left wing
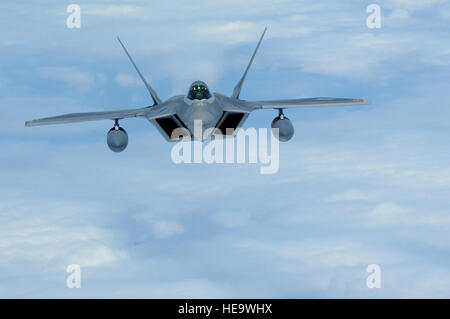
[25,107,149,126]
[251,97,371,109]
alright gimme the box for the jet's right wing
[252,97,371,109]
[25,107,149,127]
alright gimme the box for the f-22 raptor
[26,28,370,152]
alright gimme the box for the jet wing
[25,107,150,127]
[252,97,371,109]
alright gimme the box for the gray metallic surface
[271,116,294,142]
[232,27,267,99]
[25,28,371,146]
[252,97,371,109]
[145,92,253,141]
[107,127,128,152]
[25,107,149,127]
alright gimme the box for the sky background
[1,0,450,298]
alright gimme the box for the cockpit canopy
[187,81,212,101]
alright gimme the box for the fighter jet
[25,28,370,152]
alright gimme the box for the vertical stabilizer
[231,27,267,99]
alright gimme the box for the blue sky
[1,0,450,297]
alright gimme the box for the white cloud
[389,9,410,19]
[368,202,406,225]
[328,190,372,201]
[236,238,397,269]
[193,21,263,45]
[0,208,127,268]
[84,5,144,17]
[2,0,450,298]
[135,216,185,239]
[421,49,450,65]
[385,0,445,12]
[214,210,251,228]
[39,67,105,92]
[115,72,142,87]
[164,58,223,94]
[150,220,184,238]
[440,5,450,19]
[3,1,449,83]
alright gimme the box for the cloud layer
[0,0,449,298]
